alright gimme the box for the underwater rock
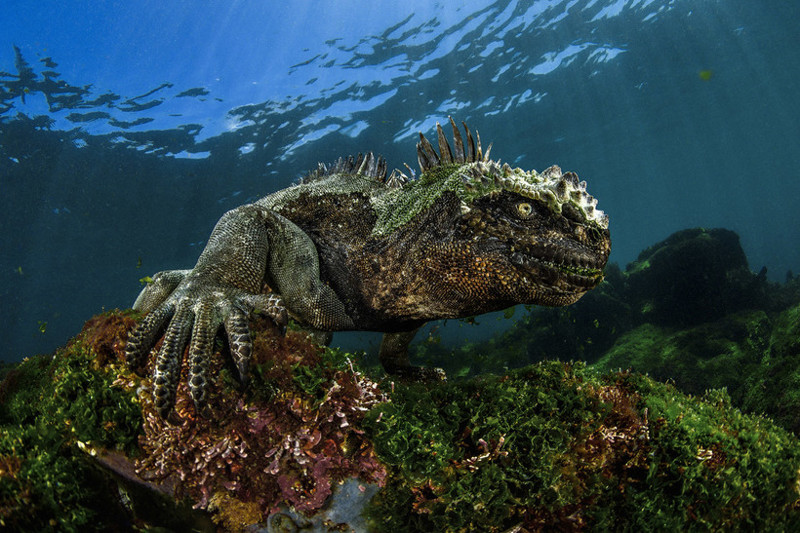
[3,311,800,531]
[0,311,387,531]
[735,301,800,434]
[364,363,800,531]
[624,227,763,327]
[592,310,770,402]
[592,298,800,435]
[257,479,380,532]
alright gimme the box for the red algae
[133,317,388,525]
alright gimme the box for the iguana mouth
[510,250,605,288]
[548,260,605,286]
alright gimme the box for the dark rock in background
[624,228,765,327]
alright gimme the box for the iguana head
[379,118,610,309]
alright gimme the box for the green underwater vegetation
[0,311,145,531]
[3,227,800,530]
[0,312,388,531]
[591,300,800,436]
[365,364,800,531]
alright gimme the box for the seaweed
[363,362,800,531]
[0,310,143,531]
[3,294,800,530]
[132,315,388,528]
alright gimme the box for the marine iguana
[125,118,611,418]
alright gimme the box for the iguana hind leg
[379,328,446,381]
[304,328,334,347]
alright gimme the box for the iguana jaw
[510,250,605,290]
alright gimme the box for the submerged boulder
[738,301,800,434]
[592,310,770,404]
[0,311,387,531]
[2,311,800,531]
[625,227,763,327]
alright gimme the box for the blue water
[1,0,798,363]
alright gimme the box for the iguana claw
[125,271,288,419]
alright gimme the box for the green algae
[626,375,800,530]
[364,362,602,530]
[592,302,800,435]
[593,311,769,395]
[363,362,800,531]
[0,311,143,532]
[739,302,800,433]
[4,303,800,531]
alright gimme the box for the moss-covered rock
[0,311,148,532]
[624,228,763,327]
[592,310,770,399]
[3,310,800,531]
[739,302,800,434]
[592,301,800,436]
[0,311,387,531]
[364,362,800,531]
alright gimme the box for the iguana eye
[516,202,533,218]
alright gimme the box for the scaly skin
[125,118,611,418]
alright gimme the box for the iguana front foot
[125,270,288,419]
